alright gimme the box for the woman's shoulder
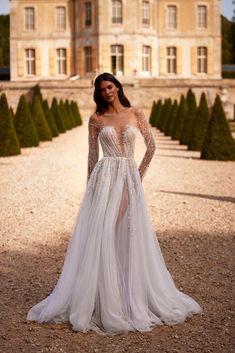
[131,106,146,120]
[88,112,101,128]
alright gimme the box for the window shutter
[191,47,197,75]
[207,47,213,75]
[36,48,41,76]
[76,48,83,76]
[159,46,166,75]
[176,47,182,75]
[17,48,24,77]
[49,48,56,76]
[66,47,71,76]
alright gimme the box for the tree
[149,101,156,126]
[71,101,83,126]
[14,95,39,147]
[201,95,235,160]
[0,93,21,156]
[172,95,188,141]
[157,99,171,131]
[31,96,52,141]
[165,100,178,137]
[180,89,197,145]
[65,99,77,127]
[50,98,66,133]
[59,100,72,130]
[162,99,172,134]
[188,92,210,151]
[42,100,59,137]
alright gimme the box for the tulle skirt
[27,156,202,334]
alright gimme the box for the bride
[27,72,202,334]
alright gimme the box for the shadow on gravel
[157,154,200,160]
[0,230,233,353]
[156,146,188,151]
[160,190,235,204]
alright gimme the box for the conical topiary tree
[157,99,171,131]
[201,95,235,160]
[188,92,210,151]
[51,97,66,133]
[172,94,188,140]
[33,84,43,103]
[149,101,156,126]
[14,95,39,147]
[0,93,21,156]
[165,100,178,137]
[180,89,197,145]
[59,100,73,130]
[71,101,83,126]
[162,98,172,133]
[31,96,52,141]
[65,99,77,127]
[42,100,59,137]
[152,100,162,129]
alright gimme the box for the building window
[197,5,207,29]
[24,7,35,30]
[142,46,151,73]
[85,2,92,26]
[56,6,66,31]
[56,48,67,75]
[111,45,124,75]
[112,0,123,24]
[167,5,177,30]
[167,47,177,74]
[142,1,150,26]
[25,49,36,75]
[197,47,207,73]
[84,46,92,73]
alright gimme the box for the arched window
[112,0,123,24]
[167,47,177,74]
[111,45,124,75]
[197,47,207,73]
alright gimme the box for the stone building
[10,0,221,81]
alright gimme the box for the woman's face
[100,80,119,103]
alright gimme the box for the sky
[0,0,234,20]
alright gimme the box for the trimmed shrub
[149,101,156,126]
[157,99,170,131]
[152,100,162,128]
[162,98,172,133]
[201,95,235,161]
[165,100,178,137]
[0,93,21,156]
[33,84,43,103]
[71,101,83,126]
[188,92,210,151]
[42,100,59,137]
[59,100,72,130]
[172,95,188,140]
[31,96,52,141]
[14,95,39,147]
[51,97,66,133]
[180,89,197,145]
[65,99,77,127]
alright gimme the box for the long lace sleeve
[87,114,99,183]
[134,108,156,180]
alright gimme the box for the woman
[27,73,202,334]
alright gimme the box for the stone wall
[0,78,234,120]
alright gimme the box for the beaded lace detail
[87,107,156,182]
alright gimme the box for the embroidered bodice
[87,107,156,181]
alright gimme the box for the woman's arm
[87,114,99,183]
[134,108,156,180]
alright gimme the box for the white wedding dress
[27,107,202,334]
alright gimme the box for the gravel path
[0,121,234,353]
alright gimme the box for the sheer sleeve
[134,108,156,180]
[87,114,99,183]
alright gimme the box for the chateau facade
[10,0,221,81]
